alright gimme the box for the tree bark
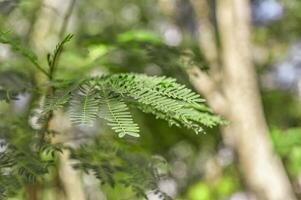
[188,0,296,199]
[216,0,296,199]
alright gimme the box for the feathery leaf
[69,80,99,125]
[98,84,140,137]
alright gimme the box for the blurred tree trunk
[30,0,76,53]
[29,1,86,200]
[188,0,296,199]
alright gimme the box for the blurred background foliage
[1,0,301,199]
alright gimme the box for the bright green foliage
[44,73,224,137]
[186,175,239,200]
[271,128,301,176]
[69,80,99,125]
[43,81,79,113]
[47,34,73,78]
[98,96,140,138]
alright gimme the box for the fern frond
[108,73,204,104]
[44,93,71,114]
[44,73,223,136]
[47,34,73,73]
[98,85,140,137]
[102,73,222,133]
[43,82,79,113]
[135,103,222,134]
[69,80,99,125]
[135,74,204,104]
[135,103,181,127]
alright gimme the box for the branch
[189,0,221,80]
[186,66,227,115]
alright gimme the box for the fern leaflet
[98,84,140,137]
[69,80,99,125]
[43,73,224,137]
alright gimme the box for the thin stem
[33,62,51,78]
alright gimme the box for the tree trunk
[189,0,296,199]
[29,1,86,200]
